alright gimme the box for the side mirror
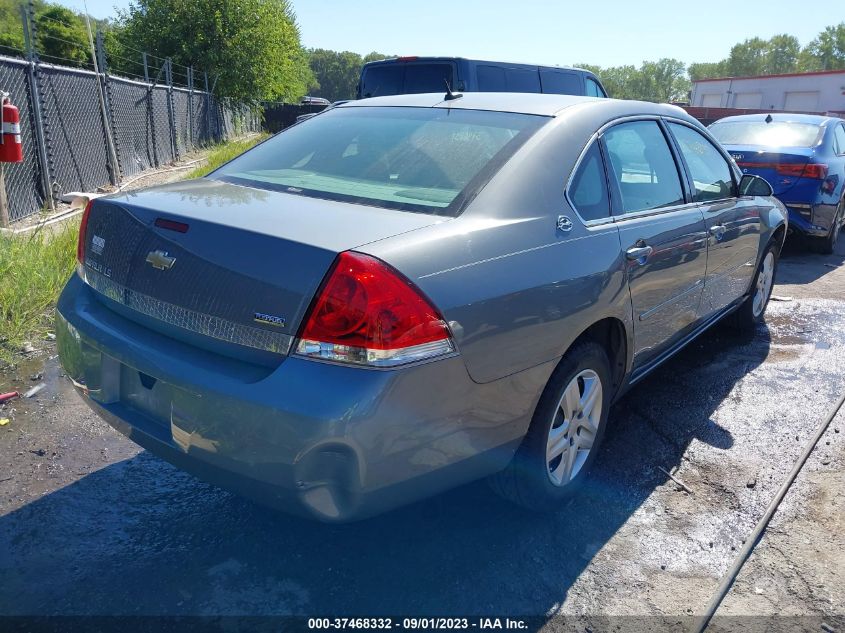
[739,174,773,197]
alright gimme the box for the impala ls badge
[146,250,176,270]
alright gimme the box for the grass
[0,221,79,365]
[184,133,269,179]
[0,134,270,367]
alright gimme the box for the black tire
[811,200,843,255]
[489,341,611,512]
[728,240,779,333]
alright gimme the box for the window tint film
[360,65,404,98]
[708,121,822,147]
[404,64,454,93]
[477,65,506,91]
[569,142,610,221]
[477,65,541,92]
[604,121,684,214]
[668,123,734,202]
[540,70,581,95]
[213,107,546,216]
[586,78,604,97]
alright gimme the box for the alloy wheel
[546,369,603,486]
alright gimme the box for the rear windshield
[360,63,454,98]
[708,121,822,147]
[212,107,546,216]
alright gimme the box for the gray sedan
[57,93,787,521]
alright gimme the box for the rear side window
[834,124,845,155]
[360,65,403,98]
[360,64,454,98]
[569,142,610,221]
[540,70,581,95]
[668,123,735,202]
[477,65,541,92]
[708,120,822,147]
[404,64,454,94]
[604,121,685,214]
[586,78,604,98]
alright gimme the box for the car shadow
[0,323,771,621]
[776,232,845,285]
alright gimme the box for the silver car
[57,93,787,522]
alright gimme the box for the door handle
[710,224,726,238]
[625,245,653,262]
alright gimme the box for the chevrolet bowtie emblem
[145,250,176,270]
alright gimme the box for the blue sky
[59,0,833,68]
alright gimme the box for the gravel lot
[0,236,842,629]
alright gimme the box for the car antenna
[443,79,463,101]
[765,114,773,123]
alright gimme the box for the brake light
[775,163,828,179]
[397,56,419,62]
[296,252,454,367]
[800,163,828,180]
[76,198,93,265]
[774,163,805,177]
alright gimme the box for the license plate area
[119,364,172,429]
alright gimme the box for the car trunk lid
[725,144,815,195]
[79,179,446,365]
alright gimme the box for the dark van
[357,56,607,99]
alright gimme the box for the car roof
[338,92,694,120]
[361,56,596,74]
[712,113,837,126]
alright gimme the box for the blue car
[709,113,845,253]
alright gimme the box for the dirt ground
[0,235,843,630]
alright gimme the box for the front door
[602,120,709,369]
[666,122,761,315]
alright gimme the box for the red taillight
[774,163,805,177]
[774,163,828,179]
[76,198,93,265]
[397,56,419,62]
[800,163,828,179]
[296,251,454,367]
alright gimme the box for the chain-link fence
[1,36,260,224]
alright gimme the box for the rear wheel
[490,341,611,511]
[812,199,843,255]
[728,241,778,333]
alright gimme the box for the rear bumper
[56,275,543,521]
[784,202,837,237]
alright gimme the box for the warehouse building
[690,69,845,115]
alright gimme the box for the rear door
[602,119,708,369]
[666,121,760,316]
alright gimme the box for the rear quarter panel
[361,109,633,385]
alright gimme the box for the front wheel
[489,341,611,511]
[728,241,778,333]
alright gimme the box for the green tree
[577,59,688,102]
[307,49,393,101]
[798,23,845,71]
[115,0,313,102]
[765,34,800,74]
[35,4,89,67]
[363,51,391,64]
[308,49,362,101]
[0,0,27,56]
[688,61,728,81]
[726,37,769,76]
